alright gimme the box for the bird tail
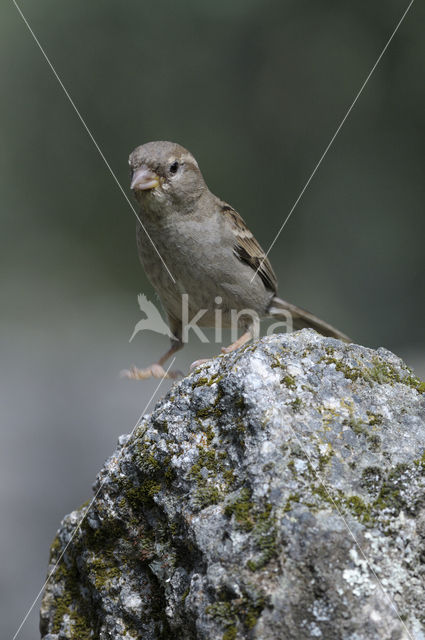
[268,296,351,343]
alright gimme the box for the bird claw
[190,358,212,371]
[120,365,183,380]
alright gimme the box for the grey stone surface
[40,330,425,639]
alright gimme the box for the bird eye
[169,161,179,175]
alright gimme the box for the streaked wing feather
[222,205,277,294]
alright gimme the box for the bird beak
[130,165,160,191]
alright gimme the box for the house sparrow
[122,141,350,379]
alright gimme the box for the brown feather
[221,205,278,294]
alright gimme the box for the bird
[121,141,350,380]
[129,293,175,343]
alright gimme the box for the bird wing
[221,205,278,294]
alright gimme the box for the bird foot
[190,358,212,371]
[120,364,183,380]
[221,330,253,354]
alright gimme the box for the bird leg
[121,340,183,380]
[221,330,252,354]
[189,358,212,371]
[190,330,253,371]
[125,329,254,378]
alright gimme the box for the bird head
[129,141,206,211]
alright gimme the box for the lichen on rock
[40,330,425,639]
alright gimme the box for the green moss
[361,466,384,495]
[343,406,382,450]
[246,547,275,571]
[190,446,235,492]
[320,354,362,382]
[159,420,169,433]
[322,351,425,392]
[207,589,264,638]
[192,376,210,388]
[117,440,178,510]
[164,464,176,487]
[223,469,236,486]
[235,396,245,410]
[283,493,300,512]
[270,358,283,369]
[49,539,94,639]
[312,484,372,525]
[50,534,62,556]
[138,535,155,562]
[345,495,371,523]
[349,417,369,437]
[47,454,178,638]
[197,406,223,419]
[223,627,237,640]
[411,378,425,393]
[244,602,264,629]
[126,480,161,509]
[182,587,190,603]
[235,416,246,436]
[131,441,173,492]
[413,452,425,469]
[372,463,411,514]
[152,416,169,433]
[194,485,222,508]
[81,517,126,552]
[91,555,121,590]
[367,433,381,451]
[224,491,277,570]
[190,447,218,478]
[140,452,160,471]
[310,456,425,529]
[247,505,277,571]
[190,446,232,508]
[318,447,334,472]
[224,488,254,532]
[194,375,225,419]
[205,424,215,445]
[207,601,235,627]
[192,373,224,389]
[367,360,395,384]
[282,374,296,388]
[366,358,425,390]
[366,411,383,426]
[334,359,361,382]
[291,397,303,412]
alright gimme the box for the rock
[40,330,425,640]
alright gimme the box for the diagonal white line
[281,413,414,640]
[251,0,415,283]
[12,0,176,285]
[11,358,176,640]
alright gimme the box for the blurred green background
[1,1,424,638]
